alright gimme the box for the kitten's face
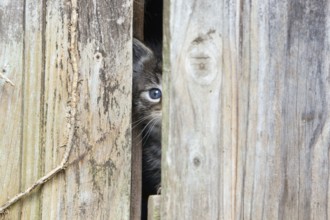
[133,39,162,138]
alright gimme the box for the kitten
[132,39,162,219]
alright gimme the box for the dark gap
[132,0,163,219]
[144,0,163,43]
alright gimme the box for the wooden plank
[130,126,142,220]
[39,0,72,218]
[40,0,133,219]
[131,2,144,219]
[0,1,24,219]
[163,0,330,219]
[133,0,144,40]
[20,0,45,218]
[148,195,160,220]
[162,0,223,219]
[234,1,330,219]
[1,0,133,219]
[74,1,132,218]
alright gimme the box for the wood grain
[131,1,144,219]
[0,1,24,219]
[148,195,160,220]
[163,0,330,219]
[0,0,133,219]
[20,0,45,218]
[130,126,142,220]
[133,0,144,40]
[163,0,223,219]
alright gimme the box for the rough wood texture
[131,1,144,219]
[148,195,160,220]
[163,0,330,219]
[0,1,24,219]
[130,126,142,220]
[133,0,144,40]
[0,0,132,219]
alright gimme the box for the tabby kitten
[132,39,162,219]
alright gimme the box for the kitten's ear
[133,38,154,77]
[133,38,153,63]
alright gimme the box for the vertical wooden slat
[130,126,142,220]
[131,1,144,219]
[234,1,330,219]
[0,1,24,219]
[133,0,144,40]
[43,0,133,218]
[41,0,71,218]
[148,195,160,220]
[0,0,133,219]
[162,0,223,219]
[75,0,132,218]
[163,0,330,219]
[20,0,45,218]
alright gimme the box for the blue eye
[149,88,162,99]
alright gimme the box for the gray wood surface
[148,195,160,220]
[162,0,330,219]
[0,0,132,219]
[0,1,24,219]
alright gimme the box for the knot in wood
[185,32,221,85]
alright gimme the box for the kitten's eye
[141,88,162,103]
[149,88,162,100]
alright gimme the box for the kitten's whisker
[136,118,156,142]
[132,115,149,125]
[142,119,158,145]
[136,118,158,146]
[142,118,159,145]
[132,115,150,129]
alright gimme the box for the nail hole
[95,52,103,60]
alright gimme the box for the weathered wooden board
[0,1,24,219]
[162,0,223,219]
[130,126,142,220]
[163,0,330,219]
[233,1,330,219]
[131,1,145,219]
[0,0,132,219]
[148,195,160,220]
[20,0,46,218]
[133,0,144,40]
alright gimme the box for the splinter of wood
[0,72,15,86]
